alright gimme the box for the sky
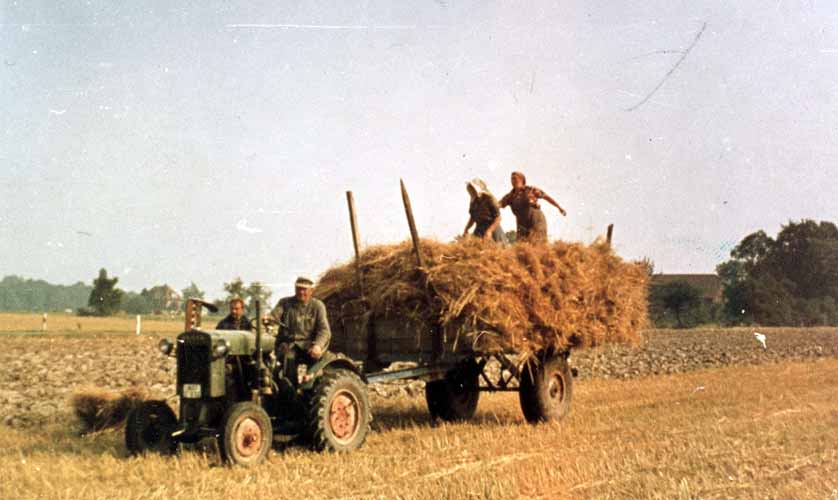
[2,1,837,300]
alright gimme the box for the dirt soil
[1,327,836,428]
[571,327,838,379]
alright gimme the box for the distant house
[650,274,723,304]
[141,284,183,314]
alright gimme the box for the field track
[0,315,836,498]
[0,362,836,497]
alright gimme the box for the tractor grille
[177,333,210,388]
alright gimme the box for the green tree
[0,275,92,312]
[764,220,838,299]
[181,282,205,301]
[717,220,838,326]
[717,260,750,323]
[141,285,181,313]
[122,292,152,314]
[741,274,796,326]
[223,277,246,302]
[87,269,123,316]
[245,281,273,313]
[651,281,703,328]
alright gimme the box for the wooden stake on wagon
[400,179,444,359]
[346,191,364,295]
[606,224,614,247]
[400,179,425,269]
[347,190,377,363]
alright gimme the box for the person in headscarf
[463,178,506,243]
[499,171,567,242]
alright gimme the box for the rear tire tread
[305,369,371,452]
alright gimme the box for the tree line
[649,219,838,328]
[0,270,272,317]
[80,271,273,316]
[0,276,92,312]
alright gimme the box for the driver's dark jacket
[269,296,331,351]
[215,314,253,331]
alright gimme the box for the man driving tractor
[264,276,332,384]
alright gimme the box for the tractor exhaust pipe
[253,300,263,402]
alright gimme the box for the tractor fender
[301,352,367,390]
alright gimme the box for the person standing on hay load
[263,277,331,384]
[463,178,507,243]
[499,171,567,242]
[215,297,253,331]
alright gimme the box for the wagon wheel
[125,400,178,456]
[306,369,371,452]
[519,354,573,423]
[219,402,273,466]
[425,360,480,422]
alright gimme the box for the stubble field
[0,314,836,499]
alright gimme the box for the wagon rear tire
[305,369,371,452]
[519,354,573,423]
[219,402,273,466]
[425,361,480,422]
[125,400,177,456]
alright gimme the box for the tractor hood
[179,329,276,356]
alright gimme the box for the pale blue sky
[2,1,837,299]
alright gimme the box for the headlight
[214,340,229,358]
[158,338,174,356]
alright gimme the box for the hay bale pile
[316,238,649,353]
[69,387,150,433]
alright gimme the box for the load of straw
[69,387,151,433]
[316,238,648,353]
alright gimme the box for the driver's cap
[295,276,314,289]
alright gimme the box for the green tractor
[125,299,371,466]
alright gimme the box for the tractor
[125,299,371,466]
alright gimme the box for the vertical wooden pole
[347,191,376,365]
[41,313,47,332]
[399,179,444,360]
[346,191,363,294]
[400,179,425,269]
[606,224,614,247]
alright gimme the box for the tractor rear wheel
[518,354,573,423]
[219,402,273,466]
[425,361,480,422]
[305,369,371,452]
[125,400,177,456]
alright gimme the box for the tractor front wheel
[305,369,371,452]
[219,402,273,466]
[125,400,177,456]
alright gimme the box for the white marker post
[136,315,142,336]
[41,313,48,332]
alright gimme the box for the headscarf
[466,178,491,199]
